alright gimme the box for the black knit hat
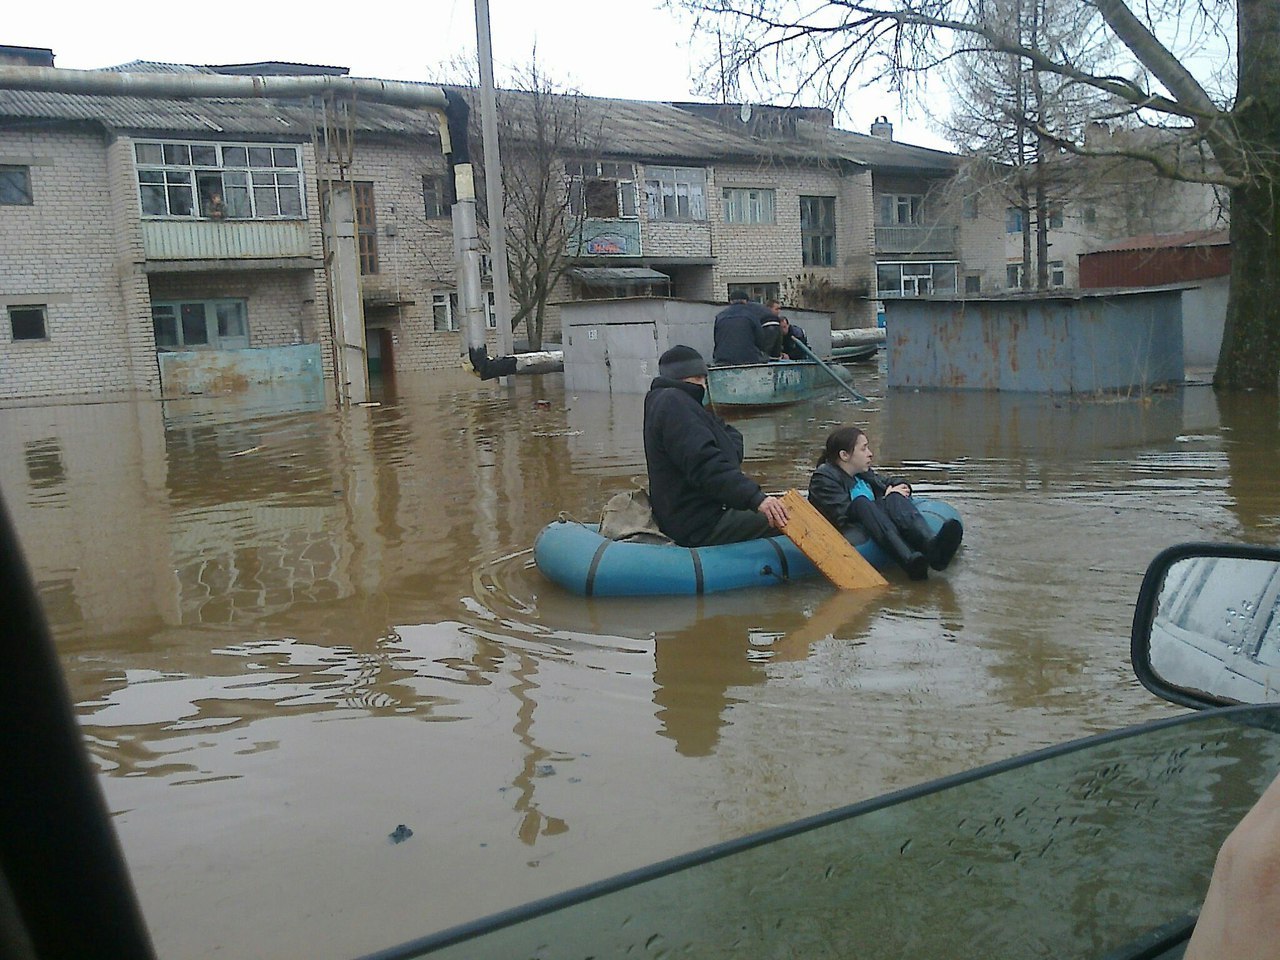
[658,344,709,380]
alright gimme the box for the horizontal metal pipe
[468,349,563,380]
[0,65,448,110]
[514,351,563,374]
[831,327,886,348]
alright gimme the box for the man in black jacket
[712,290,779,365]
[643,345,789,546]
[772,316,810,360]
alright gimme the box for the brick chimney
[870,115,894,140]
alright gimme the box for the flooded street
[2,363,1278,960]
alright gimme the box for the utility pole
[475,0,515,357]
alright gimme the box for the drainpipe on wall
[442,92,492,376]
[0,65,450,109]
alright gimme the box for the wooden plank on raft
[778,489,889,590]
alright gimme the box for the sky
[6,0,953,151]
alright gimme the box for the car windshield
[369,706,1280,960]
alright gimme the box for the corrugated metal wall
[142,221,312,260]
[1079,246,1231,289]
[883,291,1184,392]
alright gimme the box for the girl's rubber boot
[906,516,963,571]
[884,525,929,580]
[852,497,928,580]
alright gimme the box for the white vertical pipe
[475,0,515,356]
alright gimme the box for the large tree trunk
[1216,183,1280,390]
[1215,0,1280,391]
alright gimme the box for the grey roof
[206,62,349,77]
[105,60,210,75]
[668,100,958,174]
[446,85,835,167]
[570,266,671,284]
[0,61,960,173]
[1090,229,1229,253]
[803,121,961,176]
[0,61,441,139]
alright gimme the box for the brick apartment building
[1,46,1006,403]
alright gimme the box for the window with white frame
[1006,207,1026,234]
[1,165,33,205]
[152,299,249,350]
[722,187,776,224]
[800,196,836,267]
[1050,260,1066,286]
[877,261,958,297]
[644,166,707,221]
[878,194,923,226]
[134,141,305,220]
[432,291,497,330]
[8,305,47,341]
[566,161,637,219]
[432,292,460,332]
[1007,262,1025,288]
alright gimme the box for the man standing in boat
[712,290,779,365]
[644,345,789,546]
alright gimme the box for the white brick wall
[0,130,136,400]
[0,129,338,401]
[713,161,876,326]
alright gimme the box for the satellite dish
[739,103,752,123]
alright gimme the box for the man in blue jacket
[643,345,789,546]
[712,290,779,365]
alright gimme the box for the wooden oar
[791,337,869,403]
[778,489,888,590]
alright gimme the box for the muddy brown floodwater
[2,363,1278,960]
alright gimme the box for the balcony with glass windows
[874,223,958,255]
[134,138,320,269]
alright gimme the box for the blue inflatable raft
[534,500,961,597]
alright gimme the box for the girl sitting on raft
[808,425,962,580]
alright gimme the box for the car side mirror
[1132,543,1280,708]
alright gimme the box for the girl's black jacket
[807,461,911,529]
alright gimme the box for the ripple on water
[7,373,1273,960]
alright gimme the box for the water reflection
[1219,391,1280,532]
[1,371,1278,960]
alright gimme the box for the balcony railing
[568,219,642,257]
[142,220,313,262]
[874,224,957,255]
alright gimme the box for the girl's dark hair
[817,426,865,467]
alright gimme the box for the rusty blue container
[883,289,1184,393]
